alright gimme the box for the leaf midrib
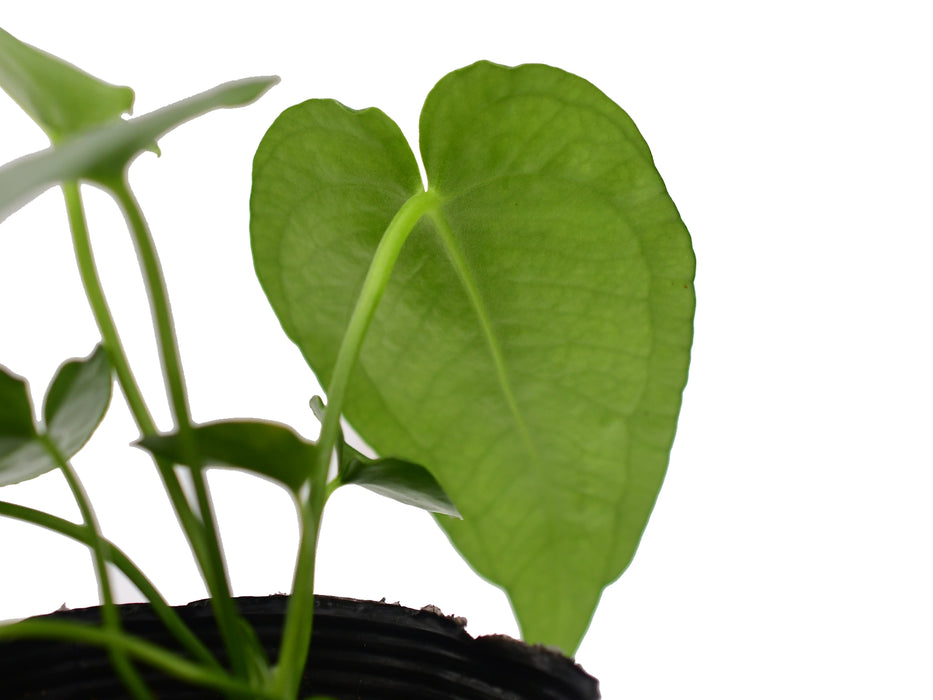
[424,195,539,468]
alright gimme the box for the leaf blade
[0,362,35,439]
[250,97,424,359]
[138,420,317,495]
[43,345,113,461]
[416,63,695,651]
[0,75,278,223]
[0,27,134,142]
[251,62,695,653]
[342,454,461,518]
[0,363,55,486]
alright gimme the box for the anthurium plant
[0,26,695,700]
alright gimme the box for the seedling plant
[0,27,695,700]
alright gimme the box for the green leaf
[0,363,49,486]
[251,61,695,653]
[43,345,112,460]
[0,74,278,223]
[0,437,51,487]
[0,27,134,142]
[311,396,458,516]
[1,348,114,486]
[0,362,35,439]
[341,455,461,518]
[137,420,317,495]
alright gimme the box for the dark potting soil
[0,595,600,699]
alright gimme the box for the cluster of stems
[0,174,431,699]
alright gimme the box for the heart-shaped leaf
[138,420,318,495]
[0,27,134,143]
[43,345,113,460]
[251,61,695,653]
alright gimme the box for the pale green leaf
[0,27,134,142]
[251,61,695,653]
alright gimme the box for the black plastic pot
[0,595,600,699]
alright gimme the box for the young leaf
[0,363,35,439]
[310,396,457,515]
[0,75,278,223]
[43,345,113,461]
[0,437,51,487]
[0,27,134,143]
[137,420,317,495]
[251,61,695,653]
[1,349,114,486]
[341,454,461,518]
[0,363,50,486]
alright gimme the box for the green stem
[273,188,438,698]
[63,180,203,544]
[104,178,249,681]
[106,181,193,444]
[64,182,214,588]
[45,438,153,700]
[64,179,250,688]
[0,620,276,700]
[64,182,156,432]
[314,189,439,481]
[0,500,221,670]
[272,491,323,698]
[64,180,235,667]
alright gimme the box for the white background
[1,2,931,697]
